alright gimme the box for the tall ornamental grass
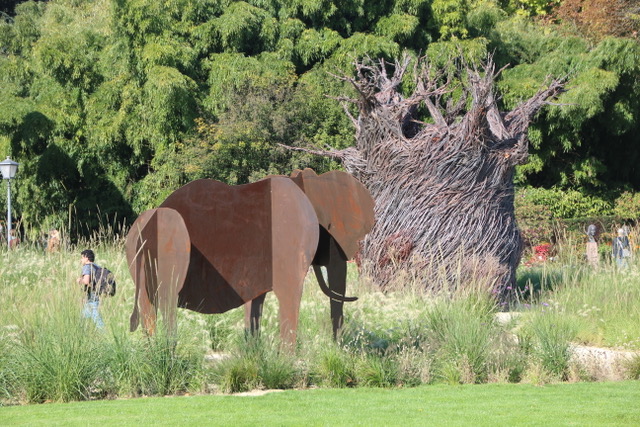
[553,267,640,349]
[0,240,211,404]
[517,307,580,380]
[0,234,638,404]
[516,249,640,350]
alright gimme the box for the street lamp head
[0,157,19,180]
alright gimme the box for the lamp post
[0,157,19,249]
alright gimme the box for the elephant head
[288,168,375,337]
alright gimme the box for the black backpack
[92,264,117,297]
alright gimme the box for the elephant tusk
[313,265,358,302]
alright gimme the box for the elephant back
[160,177,318,314]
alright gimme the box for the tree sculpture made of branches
[288,53,565,297]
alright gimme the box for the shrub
[623,355,640,380]
[356,354,398,387]
[257,347,301,390]
[515,188,556,247]
[103,328,143,397]
[394,347,433,386]
[129,332,205,397]
[14,318,107,403]
[487,332,528,383]
[213,356,260,394]
[518,308,579,379]
[424,294,497,384]
[515,187,615,247]
[613,192,640,220]
[0,331,19,402]
[313,346,357,388]
[212,336,302,393]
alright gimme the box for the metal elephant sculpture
[126,169,375,347]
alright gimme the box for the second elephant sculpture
[126,169,375,346]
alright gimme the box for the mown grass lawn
[2,381,639,426]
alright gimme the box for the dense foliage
[0,0,638,237]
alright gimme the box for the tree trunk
[290,54,564,297]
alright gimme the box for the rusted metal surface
[125,170,374,346]
[290,168,375,260]
[127,177,318,346]
[126,208,191,335]
[289,168,375,338]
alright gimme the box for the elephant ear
[290,168,375,260]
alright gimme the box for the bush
[515,187,615,247]
[313,346,357,388]
[624,355,640,380]
[356,354,398,387]
[258,352,301,390]
[423,295,497,384]
[211,336,302,393]
[0,331,20,402]
[518,308,579,379]
[213,356,260,394]
[131,333,205,397]
[613,192,640,220]
[515,188,555,247]
[14,318,106,403]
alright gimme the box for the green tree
[1,0,639,239]
[496,25,640,194]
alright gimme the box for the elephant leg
[126,207,189,337]
[157,272,180,338]
[129,256,158,335]
[129,272,142,332]
[273,283,303,351]
[156,258,188,338]
[327,263,347,340]
[327,237,348,340]
[243,293,267,337]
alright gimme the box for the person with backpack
[77,249,105,328]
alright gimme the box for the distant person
[77,249,105,328]
[612,228,631,268]
[8,229,19,248]
[46,229,60,253]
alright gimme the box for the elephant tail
[313,265,358,302]
[130,303,140,332]
[129,280,141,332]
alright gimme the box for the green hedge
[515,187,638,248]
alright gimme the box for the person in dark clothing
[77,249,105,328]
